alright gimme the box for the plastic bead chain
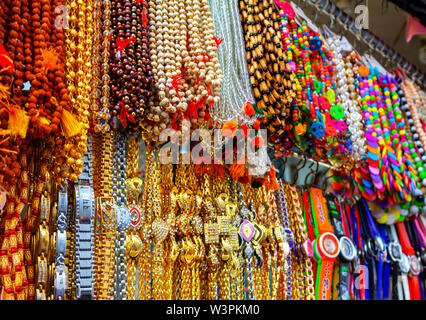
[357,66,417,204]
[400,78,426,202]
[379,74,417,197]
[278,13,351,162]
[401,79,426,157]
[418,88,426,123]
[394,78,425,194]
[275,8,301,156]
[327,38,366,162]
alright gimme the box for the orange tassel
[229,163,246,181]
[216,165,225,179]
[7,107,29,138]
[222,121,239,138]
[267,166,280,191]
[60,109,83,137]
[0,83,10,100]
[244,101,255,116]
[40,48,60,71]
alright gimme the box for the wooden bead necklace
[239,0,296,142]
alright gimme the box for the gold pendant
[126,233,143,258]
[152,217,169,243]
[204,222,219,244]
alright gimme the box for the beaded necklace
[144,0,222,141]
[394,80,426,210]
[207,0,254,126]
[358,66,386,201]
[418,87,426,123]
[239,0,296,141]
[327,39,366,162]
[62,0,94,183]
[0,2,25,191]
[280,15,314,154]
[379,74,417,199]
[275,9,303,156]
[400,78,426,189]
[280,14,351,162]
[401,79,426,155]
[109,0,153,133]
[358,67,417,204]
[92,0,112,133]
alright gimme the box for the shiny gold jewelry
[93,132,116,300]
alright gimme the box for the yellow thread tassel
[40,117,51,126]
[60,109,82,138]
[7,107,29,138]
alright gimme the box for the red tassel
[127,112,136,124]
[212,36,224,47]
[142,6,148,28]
[116,36,135,52]
[240,124,249,137]
[185,102,198,120]
[204,111,211,122]
[171,117,178,131]
[119,102,127,128]
[0,44,14,73]
[167,73,185,101]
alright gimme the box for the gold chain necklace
[93,131,116,300]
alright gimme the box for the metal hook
[314,165,328,188]
[330,15,335,29]
[292,157,307,185]
[321,169,333,192]
[311,160,321,187]
[303,161,316,191]
[384,59,391,72]
[281,156,288,182]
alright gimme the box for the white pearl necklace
[327,36,366,161]
[145,0,222,140]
